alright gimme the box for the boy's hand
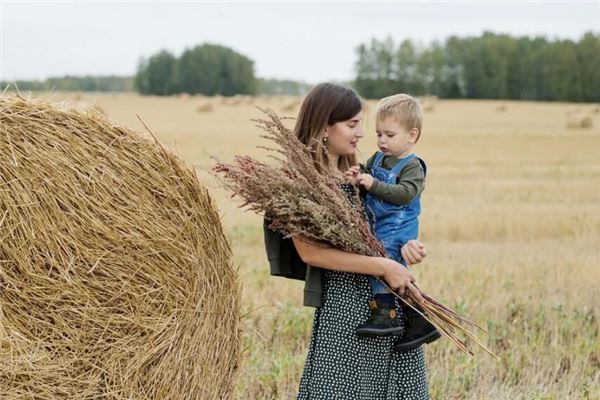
[401,240,427,265]
[344,165,361,185]
[356,173,375,190]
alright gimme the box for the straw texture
[0,96,241,399]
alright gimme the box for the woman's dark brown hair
[294,83,362,174]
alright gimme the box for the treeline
[0,75,311,96]
[134,44,255,96]
[354,31,600,102]
[1,75,134,92]
[256,78,312,96]
[6,33,599,102]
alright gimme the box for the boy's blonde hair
[376,94,423,142]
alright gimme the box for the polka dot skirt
[297,184,429,399]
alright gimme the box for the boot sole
[394,330,442,352]
[356,326,405,338]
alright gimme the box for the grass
[37,91,600,399]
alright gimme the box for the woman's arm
[292,236,424,302]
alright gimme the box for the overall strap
[389,153,417,176]
[372,151,386,169]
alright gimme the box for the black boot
[356,298,404,337]
[394,303,441,352]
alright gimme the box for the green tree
[134,50,177,95]
[134,44,255,96]
[577,32,600,102]
[417,41,445,96]
[395,39,422,95]
[354,39,398,98]
[176,44,255,96]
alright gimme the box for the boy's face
[375,117,420,157]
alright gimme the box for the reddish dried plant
[212,108,497,358]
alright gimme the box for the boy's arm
[368,160,425,206]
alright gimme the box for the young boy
[346,94,441,352]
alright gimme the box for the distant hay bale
[592,105,600,114]
[496,104,507,112]
[196,101,214,113]
[0,96,241,399]
[178,93,191,100]
[567,113,593,129]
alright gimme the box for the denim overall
[366,152,426,294]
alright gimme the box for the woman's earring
[323,137,328,144]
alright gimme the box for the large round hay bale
[0,96,241,399]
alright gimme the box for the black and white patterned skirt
[297,270,429,400]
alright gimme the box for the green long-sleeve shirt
[360,152,425,206]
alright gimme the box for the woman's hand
[401,240,427,265]
[379,258,424,304]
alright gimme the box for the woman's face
[324,111,364,157]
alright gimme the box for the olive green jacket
[263,218,323,308]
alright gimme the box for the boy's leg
[392,244,442,351]
[355,276,403,338]
[371,241,404,308]
[394,303,441,352]
[368,276,395,305]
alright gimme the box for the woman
[273,82,430,399]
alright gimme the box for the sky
[1,1,599,83]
